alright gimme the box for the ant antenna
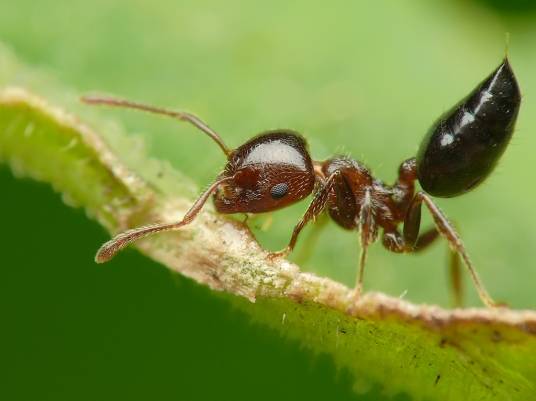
[81,95,232,156]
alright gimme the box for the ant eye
[270,183,289,199]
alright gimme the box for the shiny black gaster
[416,58,521,198]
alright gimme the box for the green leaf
[2,66,536,401]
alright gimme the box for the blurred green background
[1,0,536,400]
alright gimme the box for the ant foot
[267,247,291,261]
[353,287,363,303]
[489,300,510,309]
[346,288,365,315]
[479,293,509,309]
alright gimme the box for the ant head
[213,130,316,214]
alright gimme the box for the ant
[83,58,520,308]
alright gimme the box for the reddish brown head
[214,130,316,213]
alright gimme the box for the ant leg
[406,192,497,307]
[81,95,231,156]
[383,227,463,307]
[383,226,440,254]
[449,248,463,307]
[414,228,439,250]
[354,240,369,301]
[354,188,376,301]
[390,158,465,305]
[294,212,329,265]
[95,176,233,263]
[414,228,464,307]
[268,172,339,259]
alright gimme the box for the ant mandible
[83,58,520,308]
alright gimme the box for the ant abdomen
[416,58,521,198]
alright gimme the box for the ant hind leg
[404,192,498,307]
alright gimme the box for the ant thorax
[320,156,414,233]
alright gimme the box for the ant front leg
[405,192,498,307]
[268,171,339,259]
[294,212,330,265]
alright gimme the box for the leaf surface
[2,83,536,401]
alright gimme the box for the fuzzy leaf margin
[1,86,536,401]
